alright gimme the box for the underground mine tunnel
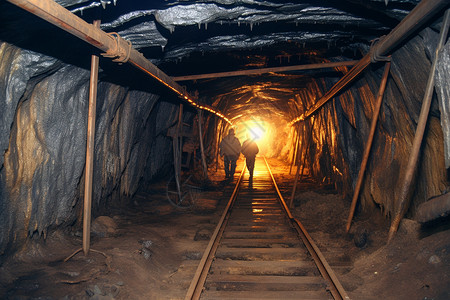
[0,0,449,299]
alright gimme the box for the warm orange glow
[253,209,263,213]
[231,115,292,158]
[242,120,266,141]
[288,114,304,126]
[233,118,271,154]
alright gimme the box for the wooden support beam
[197,109,208,179]
[82,20,100,256]
[173,104,184,202]
[289,123,304,209]
[346,60,391,233]
[289,118,316,209]
[172,61,358,81]
[289,124,300,175]
[415,192,450,223]
[289,0,448,124]
[388,9,450,243]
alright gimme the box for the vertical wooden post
[388,9,450,242]
[289,118,315,208]
[289,124,300,174]
[345,61,391,233]
[83,20,100,256]
[197,109,208,179]
[216,124,225,171]
[289,123,304,208]
[177,104,184,156]
[174,104,184,201]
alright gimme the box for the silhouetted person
[241,138,259,180]
[219,128,241,179]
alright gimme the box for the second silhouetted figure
[241,138,259,180]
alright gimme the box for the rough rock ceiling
[54,0,420,64]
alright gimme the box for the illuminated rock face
[0,43,177,255]
[295,30,447,216]
[200,26,448,219]
[0,44,62,255]
[3,62,89,251]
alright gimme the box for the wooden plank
[201,290,332,300]
[215,247,308,260]
[230,214,285,219]
[227,220,289,226]
[235,198,278,201]
[234,203,278,207]
[205,274,327,290]
[222,237,300,243]
[230,213,285,219]
[223,231,292,239]
[220,238,301,248]
[225,225,292,233]
[239,193,275,196]
[211,259,319,276]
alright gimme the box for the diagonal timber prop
[289,0,448,125]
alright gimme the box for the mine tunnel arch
[0,0,449,259]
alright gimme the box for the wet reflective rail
[185,157,350,300]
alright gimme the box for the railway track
[185,157,350,300]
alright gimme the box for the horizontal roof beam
[172,60,359,82]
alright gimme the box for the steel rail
[289,0,448,124]
[172,60,358,81]
[187,157,350,299]
[263,157,351,300]
[184,168,246,300]
[7,0,231,124]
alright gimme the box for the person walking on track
[241,137,259,180]
[219,128,241,179]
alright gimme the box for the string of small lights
[184,95,232,125]
[130,58,232,126]
[288,114,305,126]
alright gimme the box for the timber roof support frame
[7,0,231,124]
[388,8,450,243]
[289,0,449,124]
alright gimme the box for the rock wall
[295,28,448,218]
[0,42,177,256]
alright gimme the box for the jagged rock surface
[0,43,178,255]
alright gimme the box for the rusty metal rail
[185,157,350,299]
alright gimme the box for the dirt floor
[0,158,449,299]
